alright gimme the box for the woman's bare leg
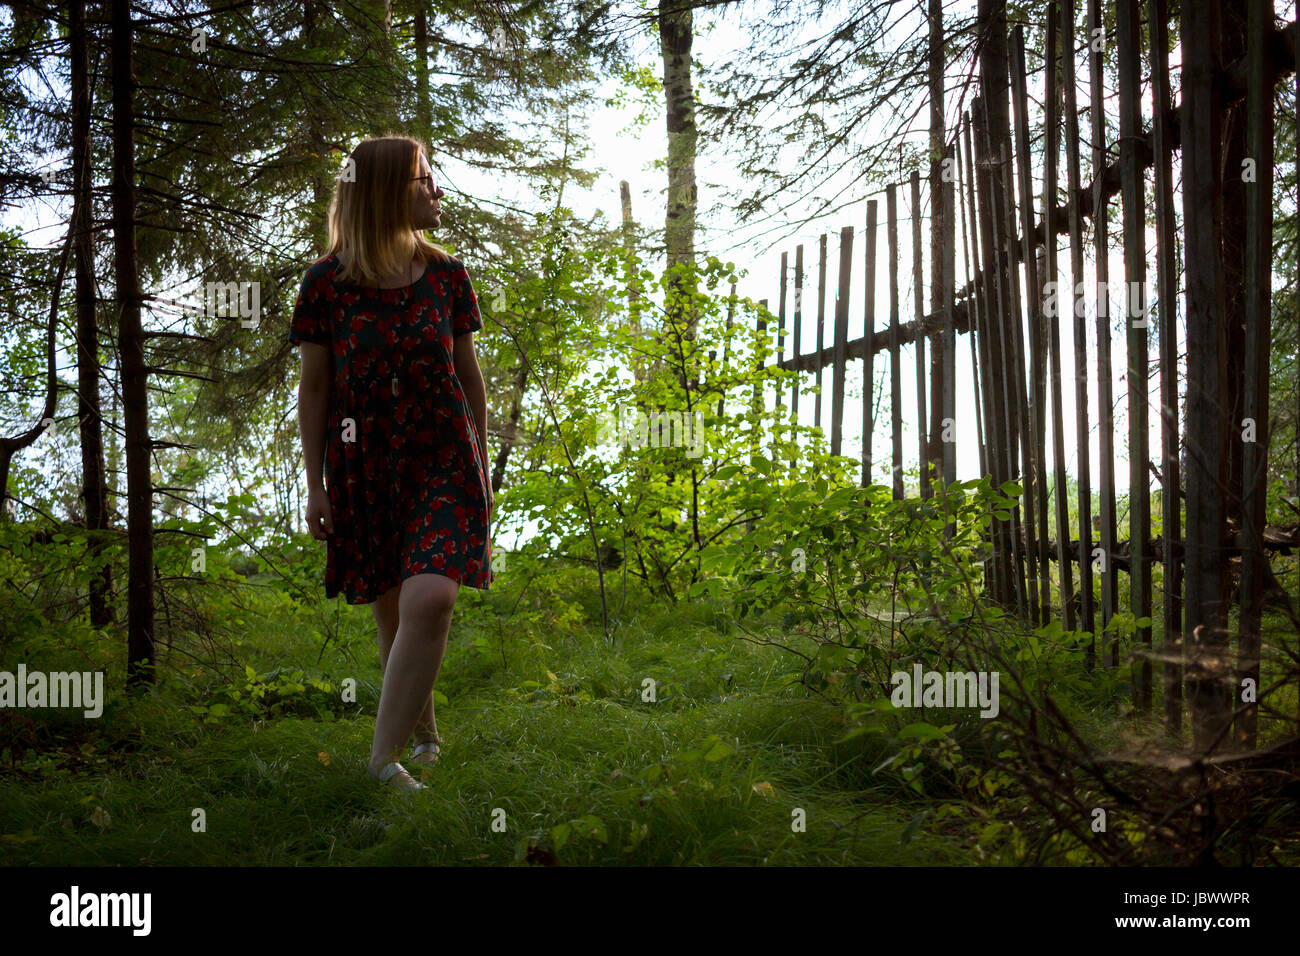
[370,583,439,746]
[367,573,458,776]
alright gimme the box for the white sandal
[410,740,442,766]
[367,760,426,791]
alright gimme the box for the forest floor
[0,572,973,865]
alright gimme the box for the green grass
[0,577,971,866]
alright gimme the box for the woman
[288,136,493,792]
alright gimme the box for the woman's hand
[306,486,333,541]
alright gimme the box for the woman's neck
[336,249,421,286]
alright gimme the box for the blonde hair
[325,135,453,286]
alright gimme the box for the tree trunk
[490,364,527,495]
[370,0,399,135]
[305,0,330,257]
[111,0,155,687]
[621,179,646,385]
[71,0,115,627]
[414,6,431,144]
[659,0,698,377]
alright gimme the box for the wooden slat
[752,298,767,454]
[927,0,946,498]
[1181,0,1232,751]
[791,246,803,423]
[911,169,929,498]
[1234,0,1275,748]
[814,235,827,431]
[1088,0,1120,662]
[975,94,1013,608]
[863,201,879,487]
[778,303,976,370]
[965,108,1003,602]
[977,90,1027,614]
[831,226,853,456]
[974,0,1017,602]
[1117,0,1153,708]
[1011,24,1050,625]
[1061,0,1097,663]
[999,136,1037,623]
[777,251,787,413]
[957,114,991,571]
[1043,3,1076,632]
[1149,0,1183,732]
[940,139,957,491]
[956,123,985,482]
[718,281,736,419]
[888,183,904,500]
[744,298,765,531]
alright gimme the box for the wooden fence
[749,0,1300,750]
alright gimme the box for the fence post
[887,184,904,500]
[911,170,929,498]
[863,201,879,489]
[832,227,853,457]
[1061,0,1097,664]
[1088,0,1120,660]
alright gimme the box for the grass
[0,572,971,866]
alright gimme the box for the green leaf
[572,815,608,843]
[898,722,948,741]
[702,737,733,761]
[900,810,929,847]
[550,823,570,851]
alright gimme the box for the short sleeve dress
[288,252,492,604]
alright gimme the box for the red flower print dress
[288,253,492,604]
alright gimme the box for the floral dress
[288,253,492,604]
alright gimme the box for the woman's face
[410,152,445,230]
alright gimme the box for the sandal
[367,760,426,791]
[409,738,443,766]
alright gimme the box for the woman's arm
[453,333,491,509]
[298,341,333,539]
